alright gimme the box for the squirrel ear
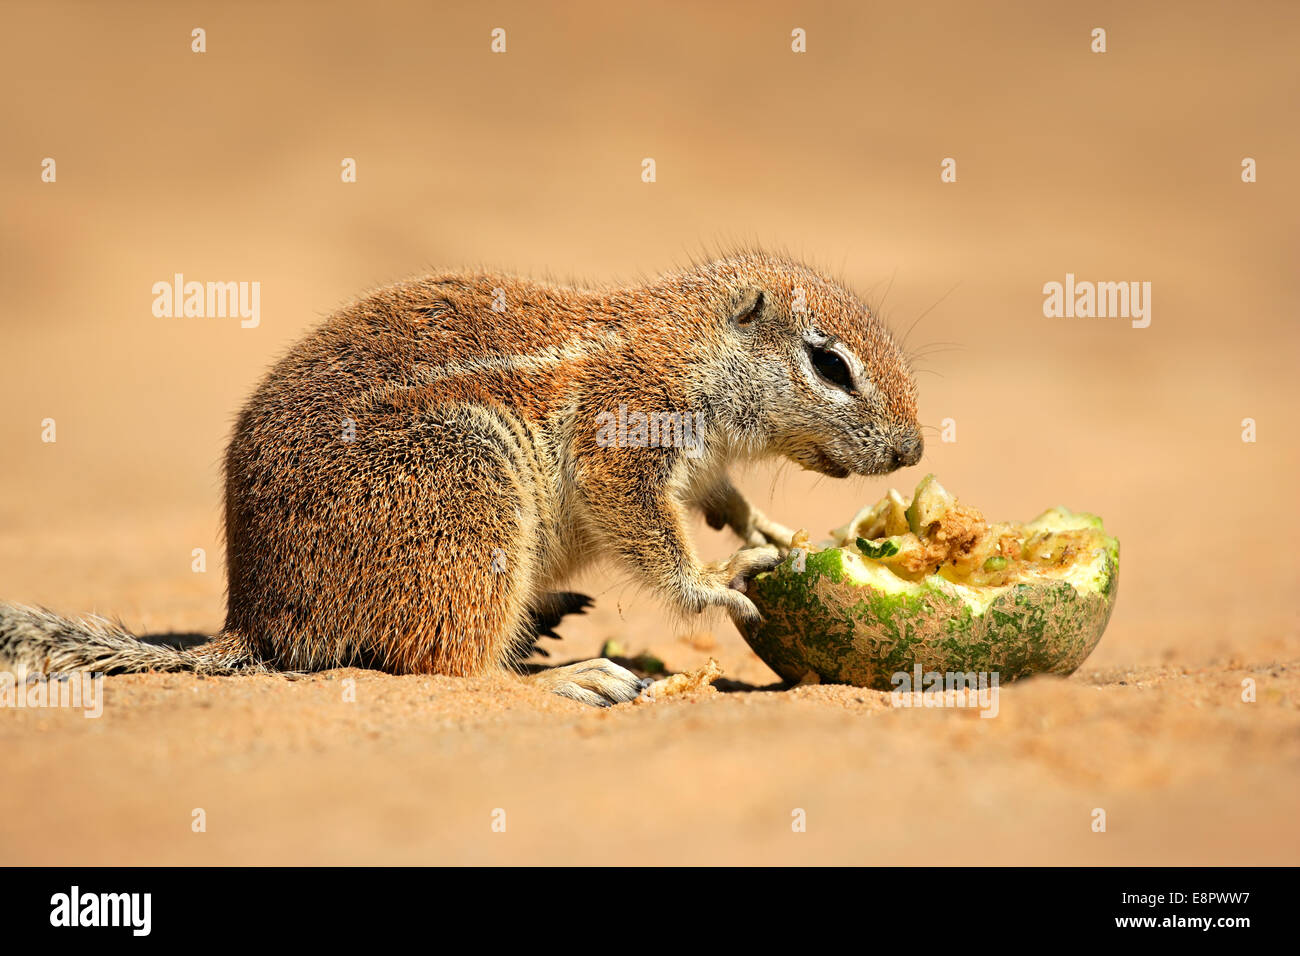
[729,288,766,330]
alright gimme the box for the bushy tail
[0,602,262,676]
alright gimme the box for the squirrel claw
[717,545,782,589]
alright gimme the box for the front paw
[703,505,783,550]
[712,544,782,593]
[713,587,763,634]
[749,510,797,552]
[696,545,782,633]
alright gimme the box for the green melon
[743,476,1119,689]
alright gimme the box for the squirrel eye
[806,344,856,394]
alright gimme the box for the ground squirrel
[0,250,922,705]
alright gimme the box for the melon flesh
[744,476,1119,689]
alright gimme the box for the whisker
[900,282,961,354]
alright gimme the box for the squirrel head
[698,255,923,478]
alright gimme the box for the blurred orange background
[1,0,1297,865]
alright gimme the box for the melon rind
[743,511,1119,689]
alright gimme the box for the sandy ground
[1,1,1298,865]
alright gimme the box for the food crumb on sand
[634,658,724,703]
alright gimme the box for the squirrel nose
[892,433,924,468]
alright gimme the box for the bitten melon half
[743,475,1119,689]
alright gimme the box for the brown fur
[1,250,921,705]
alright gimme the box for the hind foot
[528,658,643,707]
